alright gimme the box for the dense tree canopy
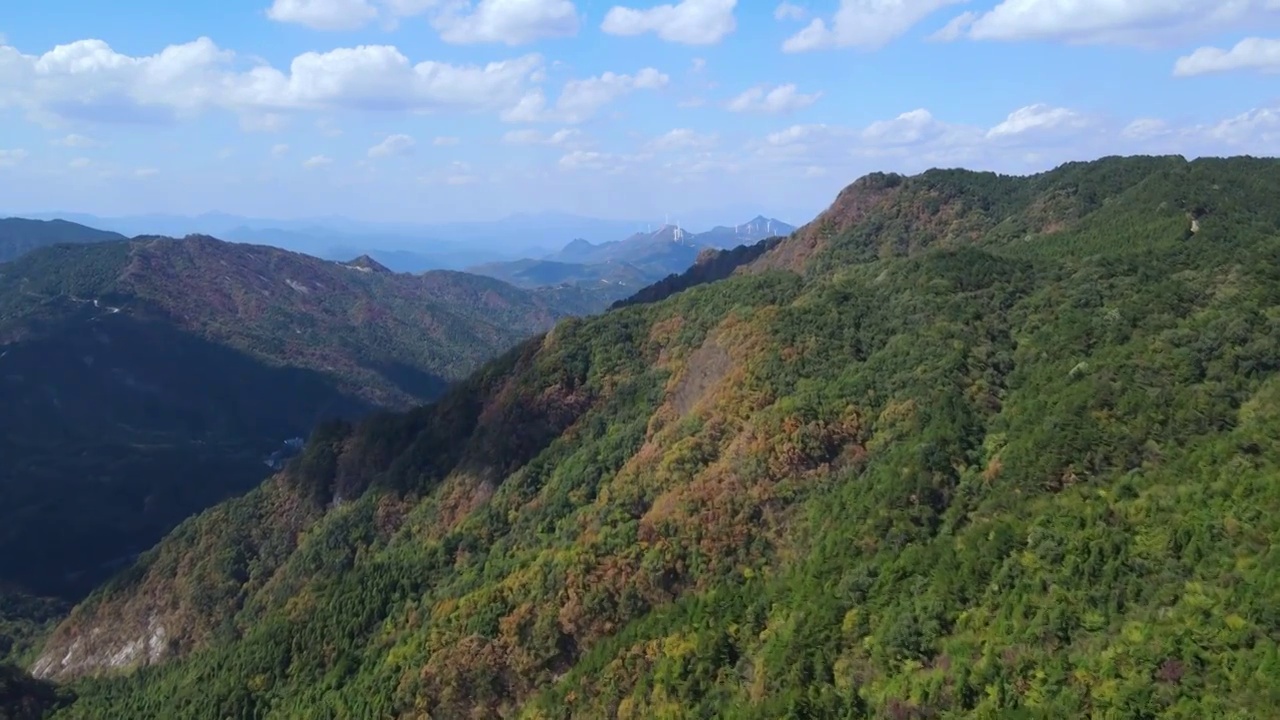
[32,155,1280,719]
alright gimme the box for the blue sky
[1,0,1278,227]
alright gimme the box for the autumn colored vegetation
[27,155,1280,719]
[0,235,597,663]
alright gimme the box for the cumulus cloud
[927,10,975,41]
[602,0,737,45]
[782,0,962,52]
[266,0,379,30]
[433,135,460,145]
[1121,118,1170,141]
[727,84,821,113]
[961,0,1274,45]
[134,167,160,177]
[1174,37,1280,76]
[739,100,1280,184]
[433,0,580,44]
[69,157,92,169]
[1200,107,1280,146]
[367,133,416,157]
[986,104,1093,141]
[228,46,544,113]
[271,143,291,156]
[861,108,949,145]
[503,67,668,123]
[303,154,334,168]
[267,0,580,44]
[0,37,547,124]
[558,150,614,170]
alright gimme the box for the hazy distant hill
[696,215,796,248]
[0,234,593,628]
[0,218,125,263]
[467,257,652,290]
[21,211,655,266]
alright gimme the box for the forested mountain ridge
[40,156,1280,719]
[1,234,592,407]
[0,234,593,653]
[0,218,125,264]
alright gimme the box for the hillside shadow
[366,360,451,403]
[0,308,387,602]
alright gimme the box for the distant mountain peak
[342,254,392,273]
[562,237,595,252]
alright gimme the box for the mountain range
[0,233,604,669]
[468,217,797,301]
[0,219,126,264]
[10,212,797,275]
[25,155,1280,719]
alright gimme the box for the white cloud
[69,157,91,168]
[502,127,582,145]
[862,108,948,144]
[727,84,820,113]
[52,133,98,147]
[1174,37,1280,76]
[503,67,668,123]
[927,10,975,41]
[1200,107,1280,146]
[433,0,580,45]
[271,143,291,156]
[227,46,545,113]
[782,0,962,52]
[266,0,379,30]
[0,149,28,167]
[433,135,460,145]
[367,133,416,157]
[304,154,334,168]
[602,0,737,45]
[742,101,1280,181]
[1121,118,1169,140]
[134,167,160,177]
[558,150,613,170]
[964,0,1274,44]
[0,37,546,124]
[986,104,1093,141]
[647,128,717,150]
[774,2,806,20]
[267,0,580,44]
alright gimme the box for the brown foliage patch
[747,175,902,274]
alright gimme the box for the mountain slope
[697,216,796,249]
[0,235,590,616]
[546,223,708,275]
[0,218,125,263]
[41,156,1280,719]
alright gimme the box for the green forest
[20,155,1280,718]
